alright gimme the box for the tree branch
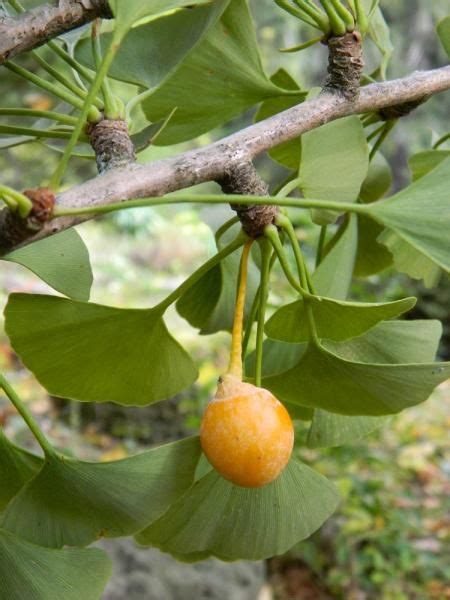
[1,64,450,255]
[0,0,112,64]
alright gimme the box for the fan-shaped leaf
[76,2,228,89]
[408,150,450,181]
[264,342,450,416]
[265,295,416,343]
[3,230,92,301]
[141,0,289,145]
[298,116,369,225]
[367,156,450,272]
[0,430,43,512]
[136,459,339,561]
[4,294,198,406]
[111,0,211,33]
[306,319,443,447]
[2,436,201,548]
[437,16,450,58]
[0,528,111,600]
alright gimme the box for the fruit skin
[200,375,294,488]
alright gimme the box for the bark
[323,32,364,100]
[218,163,276,238]
[1,64,450,254]
[0,0,113,65]
[88,119,136,173]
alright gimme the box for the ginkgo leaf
[378,229,442,288]
[367,156,450,272]
[3,230,93,301]
[298,116,369,225]
[76,2,228,89]
[359,153,393,203]
[2,437,201,548]
[4,294,198,406]
[265,295,416,343]
[135,459,339,561]
[0,430,43,512]
[254,69,305,169]
[306,319,443,447]
[141,0,289,145]
[354,216,393,277]
[437,16,450,58]
[176,226,258,334]
[263,341,450,416]
[110,0,211,34]
[408,150,450,181]
[0,528,111,600]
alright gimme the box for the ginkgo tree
[0,0,450,597]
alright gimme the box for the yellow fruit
[200,375,294,488]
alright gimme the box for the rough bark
[1,65,450,255]
[323,32,364,100]
[0,0,113,65]
[218,163,275,238]
[88,119,136,173]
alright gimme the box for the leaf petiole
[255,239,272,387]
[0,372,56,457]
[0,185,33,217]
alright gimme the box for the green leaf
[359,152,393,203]
[367,4,393,78]
[76,2,228,89]
[2,437,201,548]
[3,230,93,301]
[437,16,450,58]
[298,116,369,225]
[176,226,258,334]
[0,430,43,513]
[265,295,416,343]
[313,216,358,299]
[141,0,288,145]
[135,459,339,561]
[367,156,450,272]
[354,216,393,277]
[110,0,211,33]
[263,342,450,416]
[254,69,305,169]
[306,319,443,447]
[0,528,111,600]
[378,230,441,288]
[4,294,198,406]
[408,150,450,181]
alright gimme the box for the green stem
[255,239,272,387]
[92,20,118,119]
[0,185,33,217]
[274,0,320,29]
[242,287,260,363]
[264,225,310,297]
[319,0,346,35]
[155,231,247,313]
[304,299,321,346]
[295,0,330,31]
[53,193,369,218]
[0,193,18,211]
[4,62,101,121]
[276,214,309,290]
[369,119,397,162]
[0,372,56,457]
[276,176,302,198]
[0,124,77,140]
[48,40,95,85]
[316,225,328,267]
[354,0,369,34]
[215,216,240,244]
[433,132,450,149]
[0,108,77,125]
[31,51,103,108]
[49,32,123,190]
[280,35,323,53]
[329,0,355,30]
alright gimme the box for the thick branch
[0,0,112,64]
[1,65,450,254]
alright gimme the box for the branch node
[322,31,364,100]
[218,162,277,239]
[379,96,429,121]
[88,119,136,173]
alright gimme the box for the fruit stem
[255,239,272,387]
[228,240,254,380]
[0,372,56,457]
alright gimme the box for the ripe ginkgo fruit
[200,373,294,487]
[200,239,294,488]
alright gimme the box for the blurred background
[0,1,449,598]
